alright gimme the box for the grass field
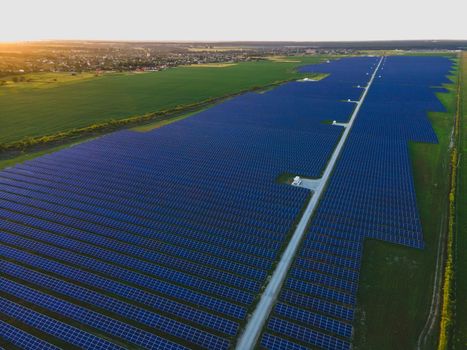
[186,46,252,52]
[266,56,302,63]
[183,63,238,68]
[353,60,458,350]
[454,51,467,349]
[0,56,325,145]
[0,71,96,90]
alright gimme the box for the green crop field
[0,57,325,145]
[353,57,458,350]
[454,51,467,349]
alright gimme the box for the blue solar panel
[260,333,309,350]
[0,244,239,333]
[267,317,351,350]
[0,208,259,293]
[0,297,125,350]
[1,260,235,344]
[299,247,360,270]
[290,267,357,294]
[0,278,195,350]
[0,213,253,306]
[280,289,354,322]
[0,320,60,350]
[274,303,352,338]
[0,200,265,281]
[286,278,355,306]
[294,256,359,282]
[0,236,246,319]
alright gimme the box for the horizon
[1,39,466,44]
[1,0,466,42]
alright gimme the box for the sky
[1,0,466,42]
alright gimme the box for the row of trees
[438,54,462,350]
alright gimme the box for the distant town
[0,41,375,76]
[1,40,465,78]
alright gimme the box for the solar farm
[0,55,456,349]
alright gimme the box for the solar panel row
[1,261,235,343]
[0,297,125,350]
[0,320,60,350]
[0,244,237,335]
[0,278,196,350]
[261,332,308,350]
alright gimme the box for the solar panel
[0,320,60,350]
[0,297,125,350]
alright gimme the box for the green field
[0,57,325,145]
[353,59,458,349]
[454,52,467,349]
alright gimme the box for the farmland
[0,57,325,146]
[0,54,460,350]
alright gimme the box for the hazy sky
[1,0,466,42]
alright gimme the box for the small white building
[291,176,302,186]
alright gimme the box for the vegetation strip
[438,53,462,350]
[453,51,467,349]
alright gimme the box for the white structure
[298,77,317,82]
[291,176,302,186]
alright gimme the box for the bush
[438,121,459,350]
